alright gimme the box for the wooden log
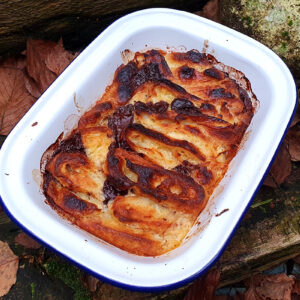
[217,177,300,287]
[0,0,204,56]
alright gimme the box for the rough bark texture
[0,0,204,56]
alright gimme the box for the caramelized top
[41,49,256,256]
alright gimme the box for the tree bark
[0,0,204,56]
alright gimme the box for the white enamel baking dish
[0,8,297,292]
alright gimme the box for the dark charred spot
[238,86,252,112]
[78,101,112,127]
[103,176,128,205]
[174,50,205,63]
[116,62,138,103]
[134,101,169,115]
[171,98,195,111]
[179,66,195,80]
[194,166,213,185]
[42,171,55,195]
[210,88,235,99]
[56,132,85,155]
[200,103,215,111]
[158,78,187,94]
[94,101,112,113]
[171,98,202,117]
[108,104,134,147]
[64,195,87,211]
[126,159,154,186]
[204,67,224,80]
[186,50,205,63]
[173,161,212,185]
[106,146,134,192]
[117,62,138,83]
[215,208,229,217]
[146,50,172,77]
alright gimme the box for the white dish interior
[0,9,296,290]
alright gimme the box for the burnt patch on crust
[103,176,128,205]
[173,161,212,185]
[172,98,229,126]
[116,50,172,103]
[209,88,235,99]
[116,62,138,103]
[78,101,112,128]
[134,101,169,115]
[108,104,134,148]
[171,98,198,115]
[204,67,224,80]
[178,66,195,80]
[64,195,87,211]
[200,103,216,113]
[55,131,85,155]
[128,123,205,161]
[144,50,172,78]
[238,85,253,112]
[158,78,188,95]
[174,50,206,64]
[106,145,134,192]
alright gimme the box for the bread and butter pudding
[41,49,257,256]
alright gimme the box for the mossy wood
[0,0,203,57]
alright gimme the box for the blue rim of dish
[0,80,297,293]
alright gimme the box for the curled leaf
[1,55,26,70]
[195,0,221,23]
[184,269,220,300]
[287,126,300,162]
[15,232,41,249]
[0,241,19,297]
[263,141,292,188]
[0,67,36,135]
[292,279,300,296]
[26,39,77,94]
[245,274,295,300]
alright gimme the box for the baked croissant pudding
[41,49,257,256]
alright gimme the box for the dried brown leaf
[45,39,77,76]
[26,39,58,93]
[292,279,300,295]
[0,66,36,135]
[195,0,221,23]
[0,241,19,297]
[287,126,300,162]
[1,55,26,70]
[86,275,99,292]
[14,232,41,249]
[26,39,77,94]
[244,286,259,300]
[263,141,292,187]
[245,274,295,300]
[184,269,221,300]
[24,73,41,98]
[290,109,300,128]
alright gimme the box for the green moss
[31,282,35,300]
[288,20,293,26]
[241,15,252,26]
[44,259,91,300]
[282,31,289,38]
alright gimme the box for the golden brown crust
[41,49,257,256]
